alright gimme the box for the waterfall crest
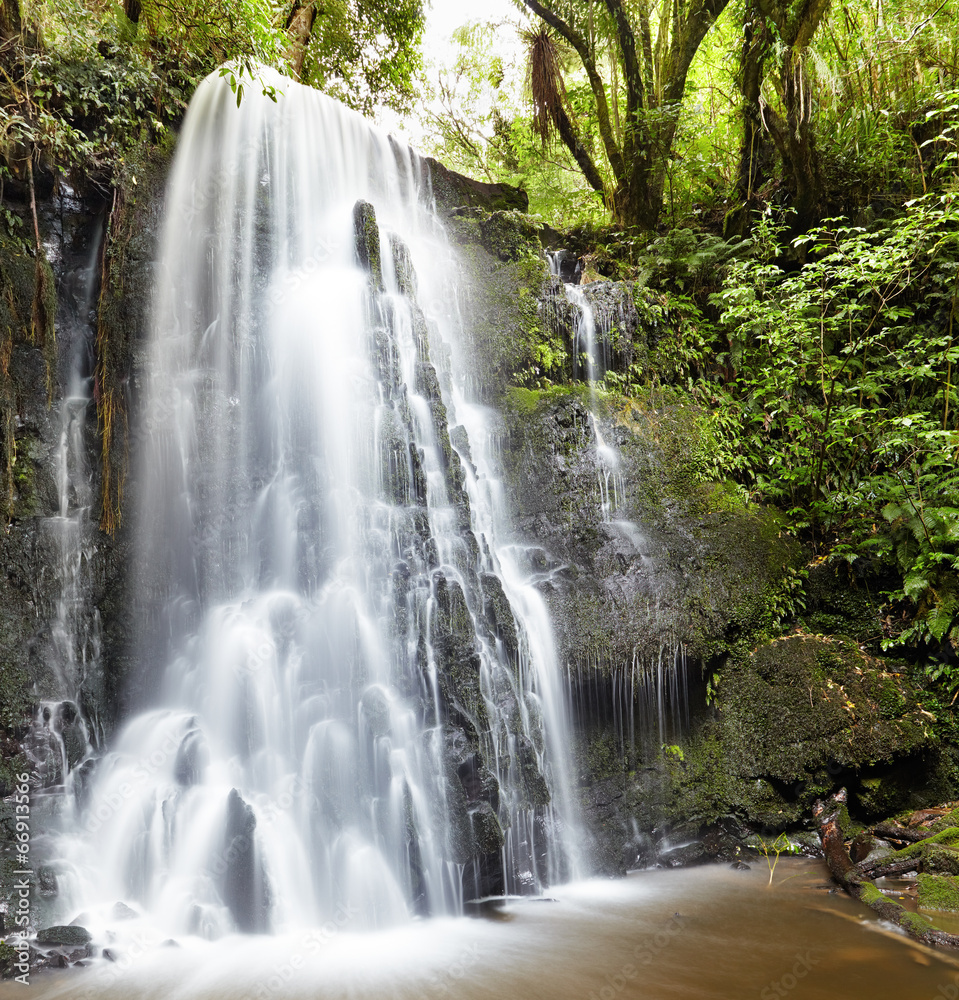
[51,69,579,940]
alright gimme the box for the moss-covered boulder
[574,634,949,873]
[624,635,949,853]
[716,638,931,786]
[918,873,959,912]
[922,844,959,876]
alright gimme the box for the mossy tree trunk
[816,789,959,950]
[522,0,730,231]
[726,0,773,237]
[755,0,829,231]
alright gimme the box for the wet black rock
[174,728,208,787]
[221,788,271,933]
[36,925,91,946]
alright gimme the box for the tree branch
[815,789,959,950]
[522,0,626,182]
[603,0,646,122]
[554,104,608,198]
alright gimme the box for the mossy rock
[469,801,504,854]
[715,636,933,786]
[918,873,959,912]
[36,924,92,946]
[921,844,959,876]
[801,561,884,645]
[499,385,801,675]
[477,211,542,263]
[446,210,552,400]
[929,807,959,833]
[353,200,383,290]
[425,157,529,215]
[620,635,947,839]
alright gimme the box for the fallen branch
[814,789,959,949]
[855,855,923,879]
[872,822,931,844]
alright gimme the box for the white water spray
[47,70,579,945]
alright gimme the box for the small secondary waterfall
[544,256,689,758]
[545,254,622,520]
[49,70,579,942]
[26,223,101,804]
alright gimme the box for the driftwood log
[814,788,959,949]
[871,822,932,844]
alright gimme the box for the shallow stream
[12,860,959,1000]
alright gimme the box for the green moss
[873,826,959,873]
[646,635,942,830]
[477,211,542,263]
[917,873,959,912]
[0,230,56,518]
[921,844,959,875]
[931,808,959,832]
[858,879,885,907]
[448,210,552,399]
[353,200,383,290]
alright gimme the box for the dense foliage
[1,0,958,692]
[0,0,423,194]
[417,0,958,234]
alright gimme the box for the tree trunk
[726,2,772,237]
[0,0,21,39]
[287,1,316,80]
[614,155,662,230]
[770,50,824,231]
[756,0,829,231]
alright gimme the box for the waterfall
[544,255,689,759]
[48,69,579,943]
[25,220,101,807]
[544,254,623,522]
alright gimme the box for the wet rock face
[501,388,799,673]
[424,157,529,216]
[221,788,271,933]
[496,385,808,872]
[495,360,953,869]
[0,172,162,922]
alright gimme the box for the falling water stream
[545,257,689,758]
[42,68,579,951]
[25,220,101,803]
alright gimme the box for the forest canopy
[0,0,424,192]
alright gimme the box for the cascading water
[544,255,689,759]
[47,70,579,945]
[26,221,101,806]
[545,254,622,520]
